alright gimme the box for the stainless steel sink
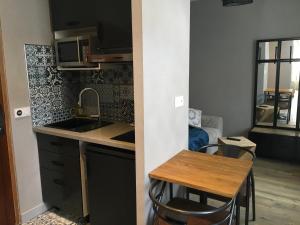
[45,118,112,132]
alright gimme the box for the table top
[264,88,294,95]
[149,150,253,198]
[218,136,256,148]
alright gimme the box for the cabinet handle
[50,141,63,147]
[51,161,64,167]
[77,36,81,64]
[53,179,64,186]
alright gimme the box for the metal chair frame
[149,180,236,225]
[188,144,256,225]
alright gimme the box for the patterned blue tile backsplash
[25,44,134,127]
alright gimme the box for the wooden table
[264,88,294,96]
[149,150,253,199]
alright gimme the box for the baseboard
[21,203,49,223]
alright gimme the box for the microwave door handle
[77,37,81,63]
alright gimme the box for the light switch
[175,96,184,108]
[14,107,31,119]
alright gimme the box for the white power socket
[14,107,31,119]
[175,96,184,108]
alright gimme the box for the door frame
[0,21,20,225]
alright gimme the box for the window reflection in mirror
[281,40,300,60]
[256,63,277,126]
[276,62,300,128]
[258,41,278,60]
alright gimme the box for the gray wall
[189,0,300,136]
[0,0,52,222]
[133,0,190,223]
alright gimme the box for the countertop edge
[33,123,135,151]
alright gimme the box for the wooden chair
[278,93,292,124]
[149,181,236,225]
[187,144,256,225]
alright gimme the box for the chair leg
[200,192,207,204]
[250,170,256,221]
[169,183,173,200]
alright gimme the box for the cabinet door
[297,137,300,161]
[86,145,136,225]
[249,132,274,158]
[37,134,83,218]
[50,0,91,30]
[49,0,132,31]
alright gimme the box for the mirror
[276,62,300,128]
[258,41,278,60]
[281,40,300,60]
[255,63,277,126]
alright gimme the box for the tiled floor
[22,210,81,225]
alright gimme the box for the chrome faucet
[78,88,101,120]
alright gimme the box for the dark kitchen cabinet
[36,133,83,219]
[249,128,300,162]
[86,144,136,225]
[49,0,132,32]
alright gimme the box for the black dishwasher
[86,144,136,225]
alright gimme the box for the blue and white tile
[120,85,134,100]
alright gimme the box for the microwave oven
[55,34,132,69]
[55,35,96,68]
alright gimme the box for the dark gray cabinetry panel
[86,144,136,225]
[249,130,300,162]
[49,0,132,32]
[36,133,83,219]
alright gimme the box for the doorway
[0,22,19,225]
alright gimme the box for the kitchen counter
[33,122,135,151]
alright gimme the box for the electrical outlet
[175,96,184,108]
[14,107,31,119]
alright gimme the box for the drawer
[39,150,65,172]
[37,133,79,156]
[40,169,65,208]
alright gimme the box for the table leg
[250,170,256,221]
[236,193,240,225]
[245,174,251,225]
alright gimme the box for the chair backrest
[199,144,256,161]
[149,181,236,225]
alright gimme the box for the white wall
[189,0,300,136]
[0,0,190,224]
[0,0,52,222]
[133,0,190,224]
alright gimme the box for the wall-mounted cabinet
[49,0,132,51]
[49,0,132,32]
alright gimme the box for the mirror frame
[253,37,300,131]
